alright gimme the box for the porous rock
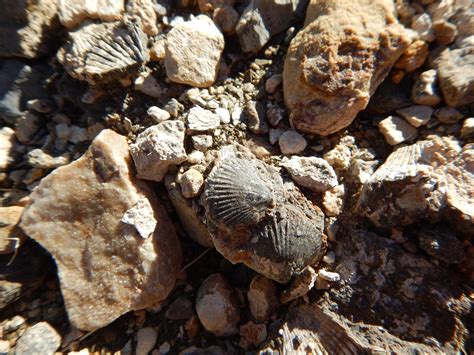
[20,129,182,331]
[281,156,338,192]
[196,274,240,336]
[165,15,224,87]
[236,0,308,53]
[15,322,61,355]
[130,121,187,182]
[283,0,410,135]
[202,145,326,283]
[432,47,474,107]
[58,0,124,28]
[0,0,60,58]
[57,20,149,85]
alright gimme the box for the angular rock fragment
[165,16,224,87]
[57,20,149,85]
[130,121,187,182]
[280,266,317,303]
[0,127,16,171]
[396,105,433,127]
[179,169,204,198]
[126,0,158,36]
[20,129,182,331]
[378,116,418,145]
[196,274,240,336]
[358,137,473,235]
[281,156,338,192]
[15,322,61,354]
[187,106,221,132]
[58,0,124,28]
[0,0,60,58]
[202,145,326,283]
[247,275,279,322]
[0,206,25,254]
[236,0,308,53]
[283,0,410,135]
[412,69,441,106]
[432,47,474,107]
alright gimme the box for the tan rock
[126,0,158,36]
[20,129,182,331]
[0,127,16,171]
[280,266,317,304]
[322,184,345,217]
[165,16,224,87]
[240,321,267,347]
[0,206,25,255]
[196,274,240,336]
[394,40,429,72]
[283,0,410,135]
[396,105,433,127]
[179,169,204,198]
[378,116,417,145]
[58,0,124,28]
[247,275,278,322]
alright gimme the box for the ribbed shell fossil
[204,156,276,227]
[202,146,326,283]
[58,20,149,85]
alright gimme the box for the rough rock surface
[126,0,158,36]
[236,0,308,53]
[130,121,187,182]
[0,0,60,58]
[358,137,473,235]
[165,16,225,87]
[247,275,278,322]
[14,322,61,354]
[20,129,182,331]
[58,0,124,28]
[283,0,410,135]
[0,206,24,255]
[412,69,441,106]
[187,106,221,132]
[378,115,418,145]
[281,156,338,192]
[196,274,240,336]
[432,47,474,107]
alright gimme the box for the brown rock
[283,0,410,135]
[280,266,317,304]
[196,274,240,336]
[0,206,25,255]
[58,0,124,28]
[394,40,429,72]
[247,275,279,322]
[240,321,267,347]
[20,129,182,331]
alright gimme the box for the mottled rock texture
[20,129,181,331]
[283,0,410,135]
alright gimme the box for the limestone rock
[278,131,307,155]
[20,129,182,331]
[121,198,157,239]
[179,169,204,198]
[130,121,187,182]
[15,112,40,144]
[281,156,337,192]
[432,47,474,107]
[247,275,278,322]
[396,105,433,127]
[15,322,61,355]
[0,206,25,254]
[0,0,60,58]
[165,16,224,87]
[187,106,221,132]
[236,0,308,53]
[196,274,240,336]
[0,127,16,171]
[57,20,149,85]
[126,0,158,36]
[322,184,345,217]
[283,0,410,135]
[58,0,124,28]
[192,135,213,152]
[378,116,417,145]
[135,71,163,98]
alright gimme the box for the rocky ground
[0,0,473,354]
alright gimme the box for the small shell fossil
[204,155,276,227]
[187,106,221,132]
[58,19,149,85]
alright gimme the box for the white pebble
[318,269,341,282]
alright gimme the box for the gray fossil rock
[202,145,326,283]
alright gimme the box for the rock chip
[247,275,279,322]
[130,121,187,182]
[265,74,283,94]
[434,107,463,124]
[236,0,307,53]
[378,116,417,145]
[432,47,474,107]
[187,106,221,132]
[283,0,410,135]
[322,184,345,217]
[461,117,474,138]
[26,149,69,169]
[394,40,429,72]
[58,0,124,28]
[165,296,194,320]
[196,274,240,336]
[412,69,441,106]
[0,206,24,254]
[20,130,182,331]
[136,327,158,355]
[0,0,60,58]
[396,105,434,127]
[126,0,158,36]
[213,5,240,35]
[281,156,338,192]
[165,16,224,87]
[179,169,204,198]
[147,106,171,123]
[280,266,317,304]
[240,322,267,346]
[121,198,157,239]
[135,72,163,98]
[411,13,434,42]
[192,135,213,152]
[15,322,61,355]
[278,131,307,155]
[0,127,16,171]
[15,112,40,144]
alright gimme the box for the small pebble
[378,116,417,145]
[434,107,463,124]
[179,169,204,198]
[412,70,441,106]
[323,251,336,264]
[192,135,213,152]
[15,322,61,354]
[396,105,433,127]
[216,107,231,124]
[159,341,171,354]
[278,131,307,155]
[461,118,474,138]
[187,150,204,164]
[265,74,283,94]
[322,184,345,217]
[147,106,171,123]
[318,269,341,282]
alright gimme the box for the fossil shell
[187,106,221,132]
[58,20,149,85]
[204,155,276,227]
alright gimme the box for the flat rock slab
[20,129,182,331]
